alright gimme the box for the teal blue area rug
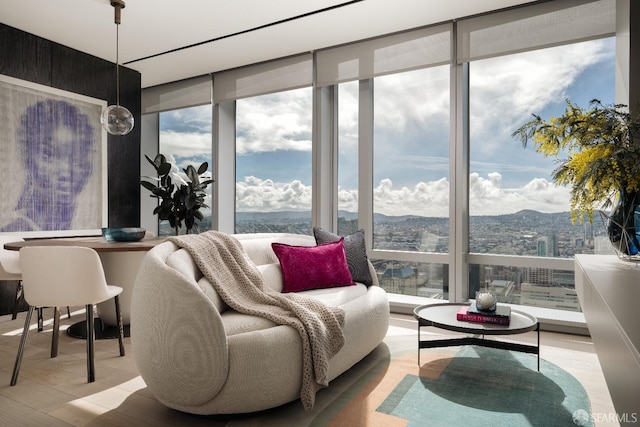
[314,345,592,427]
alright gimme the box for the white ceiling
[1,0,534,88]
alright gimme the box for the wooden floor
[0,309,619,426]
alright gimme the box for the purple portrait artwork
[0,99,98,232]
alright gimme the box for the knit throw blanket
[168,231,346,410]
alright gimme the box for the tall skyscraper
[537,236,549,257]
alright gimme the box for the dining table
[4,235,166,338]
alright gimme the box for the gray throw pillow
[313,227,373,287]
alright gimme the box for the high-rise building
[549,233,559,257]
[537,236,549,257]
[537,234,559,257]
[524,267,553,285]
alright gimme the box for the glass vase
[606,189,640,261]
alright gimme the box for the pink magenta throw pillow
[271,238,356,293]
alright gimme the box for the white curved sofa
[131,232,389,415]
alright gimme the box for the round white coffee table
[414,303,540,370]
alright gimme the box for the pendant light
[101,0,134,136]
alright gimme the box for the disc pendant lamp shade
[101,0,134,136]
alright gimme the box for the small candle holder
[475,290,497,312]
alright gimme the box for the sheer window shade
[457,0,615,64]
[316,24,451,87]
[142,75,212,114]
[213,54,312,103]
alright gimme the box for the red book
[456,306,510,326]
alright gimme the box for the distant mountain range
[161,208,591,238]
[236,209,581,225]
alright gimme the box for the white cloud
[159,130,211,162]
[470,39,611,155]
[469,172,570,215]
[373,178,450,217]
[237,173,571,217]
[338,82,359,150]
[375,67,450,130]
[236,88,312,155]
[236,176,312,211]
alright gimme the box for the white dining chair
[0,236,26,320]
[0,236,70,328]
[11,246,125,385]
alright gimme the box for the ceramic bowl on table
[102,227,146,242]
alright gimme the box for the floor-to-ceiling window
[469,39,615,256]
[373,66,450,252]
[371,66,451,297]
[316,24,453,298]
[156,104,213,236]
[467,37,615,311]
[461,0,616,312]
[337,81,359,236]
[206,54,315,235]
[235,87,313,234]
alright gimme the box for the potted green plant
[140,154,214,235]
[512,99,640,257]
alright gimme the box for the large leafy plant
[512,99,640,224]
[140,154,214,235]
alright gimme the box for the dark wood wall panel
[0,23,141,228]
[50,44,114,101]
[0,25,52,86]
[107,65,142,227]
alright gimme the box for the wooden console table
[574,254,640,417]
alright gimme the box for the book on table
[468,302,511,318]
[456,303,511,326]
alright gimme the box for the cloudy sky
[159,36,615,218]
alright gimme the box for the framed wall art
[0,74,107,237]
